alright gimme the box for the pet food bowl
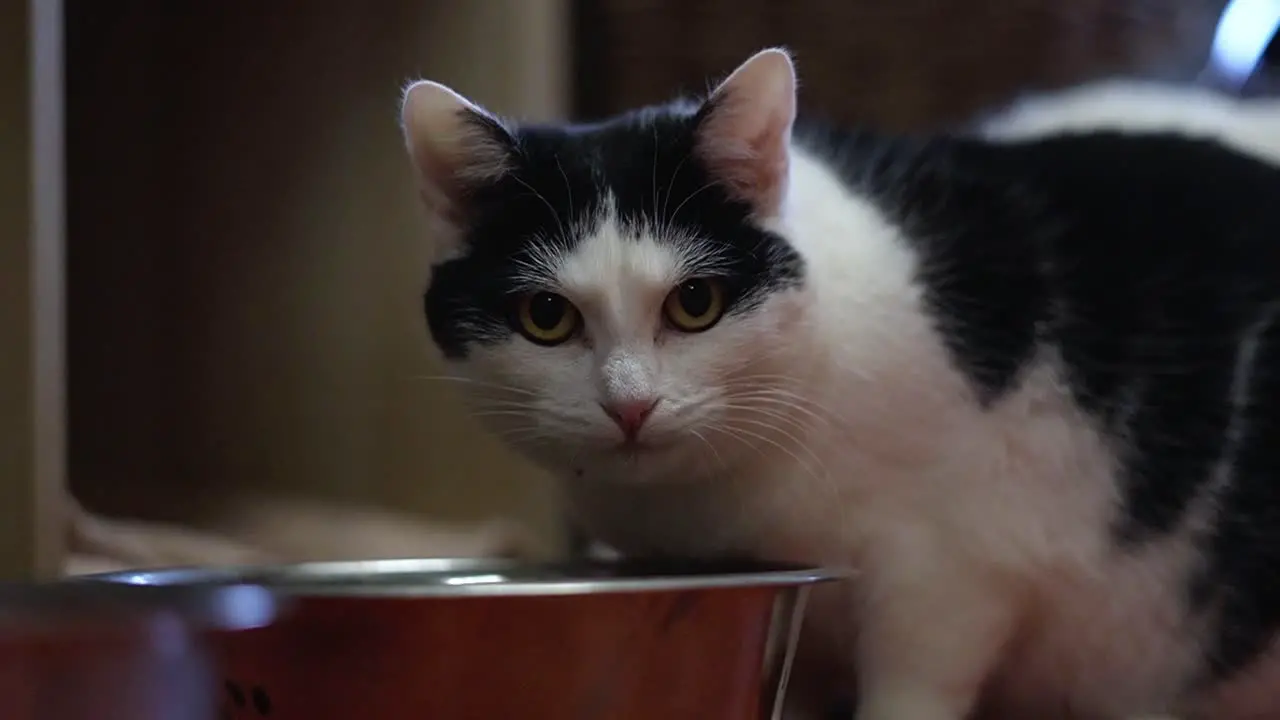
[88,557,842,720]
[0,579,278,720]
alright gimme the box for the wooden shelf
[1,1,572,578]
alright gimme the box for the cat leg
[853,551,1021,720]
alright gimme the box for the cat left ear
[400,80,516,224]
[694,48,798,217]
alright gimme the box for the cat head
[401,49,815,483]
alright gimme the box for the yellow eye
[516,291,580,345]
[663,278,726,332]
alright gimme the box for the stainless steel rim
[1,580,280,630]
[82,557,851,598]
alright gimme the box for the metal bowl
[88,558,843,720]
[0,580,278,720]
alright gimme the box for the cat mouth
[610,436,669,455]
[614,440,655,453]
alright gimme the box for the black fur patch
[423,106,804,359]
[810,124,1280,682]
[1192,313,1280,679]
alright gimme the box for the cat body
[400,51,1280,720]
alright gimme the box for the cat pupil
[529,293,566,330]
[679,280,713,317]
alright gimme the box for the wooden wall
[64,2,569,547]
[575,0,1228,127]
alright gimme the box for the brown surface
[574,0,1227,128]
[209,587,784,720]
[62,3,566,547]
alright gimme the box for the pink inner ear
[411,117,512,222]
[696,100,791,216]
[412,145,468,221]
[420,187,467,226]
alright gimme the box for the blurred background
[14,0,1279,558]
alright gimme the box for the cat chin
[574,444,726,486]
[513,439,714,487]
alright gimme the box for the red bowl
[92,558,841,720]
[0,581,277,720]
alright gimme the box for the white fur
[981,79,1280,164]
[438,80,1280,720]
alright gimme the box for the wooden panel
[65,2,569,549]
[0,0,66,580]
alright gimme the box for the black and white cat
[400,49,1280,720]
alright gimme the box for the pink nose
[601,398,659,440]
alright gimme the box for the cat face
[403,50,813,482]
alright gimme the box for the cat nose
[601,398,660,440]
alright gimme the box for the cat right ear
[693,48,797,218]
[400,80,515,225]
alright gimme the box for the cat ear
[400,80,515,223]
[694,48,797,217]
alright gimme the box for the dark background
[573,0,1233,127]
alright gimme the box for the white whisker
[469,398,546,411]
[486,426,556,445]
[669,181,716,224]
[724,391,839,428]
[689,428,724,471]
[509,174,568,241]
[411,375,543,398]
[722,401,821,436]
[728,416,827,475]
[661,151,692,223]
[469,409,542,421]
[554,154,574,217]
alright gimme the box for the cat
[399,48,1280,720]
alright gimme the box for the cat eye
[663,278,726,333]
[515,291,580,345]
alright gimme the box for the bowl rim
[0,580,280,630]
[79,557,851,598]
